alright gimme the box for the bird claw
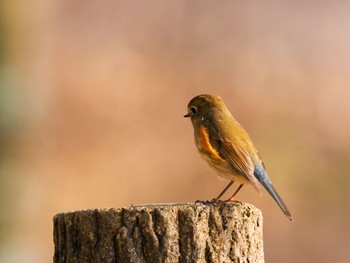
[195,198,223,205]
[195,200,210,205]
[223,199,242,204]
[194,198,220,205]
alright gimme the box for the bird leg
[224,184,244,203]
[211,180,234,202]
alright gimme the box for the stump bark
[53,203,264,263]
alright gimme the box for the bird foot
[195,198,230,205]
[195,198,220,205]
[195,200,211,205]
[222,198,242,204]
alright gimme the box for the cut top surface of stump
[54,203,264,263]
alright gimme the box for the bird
[184,94,292,221]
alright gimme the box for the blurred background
[1,1,350,262]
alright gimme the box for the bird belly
[195,128,250,184]
[199,152,250,184]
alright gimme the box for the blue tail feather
[254,166,293,221]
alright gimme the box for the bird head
[184,94,223,122]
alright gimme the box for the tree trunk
[53,203,264,263]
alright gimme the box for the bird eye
[190,106,197,114]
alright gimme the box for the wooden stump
[53,203,264,263]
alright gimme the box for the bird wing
[221,141,262,193]
[207,124,262,194]
[257,151,266,169]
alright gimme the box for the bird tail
[254,167,293,221]
[262,182,293,222]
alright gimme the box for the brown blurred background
[1,1,350,262]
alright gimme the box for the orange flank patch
[198,126,221,159]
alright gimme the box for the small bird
[184,94,292,221]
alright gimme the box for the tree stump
[53,203,264,263]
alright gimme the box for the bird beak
[184,113,191,118]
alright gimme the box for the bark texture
[53,203,264,263]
